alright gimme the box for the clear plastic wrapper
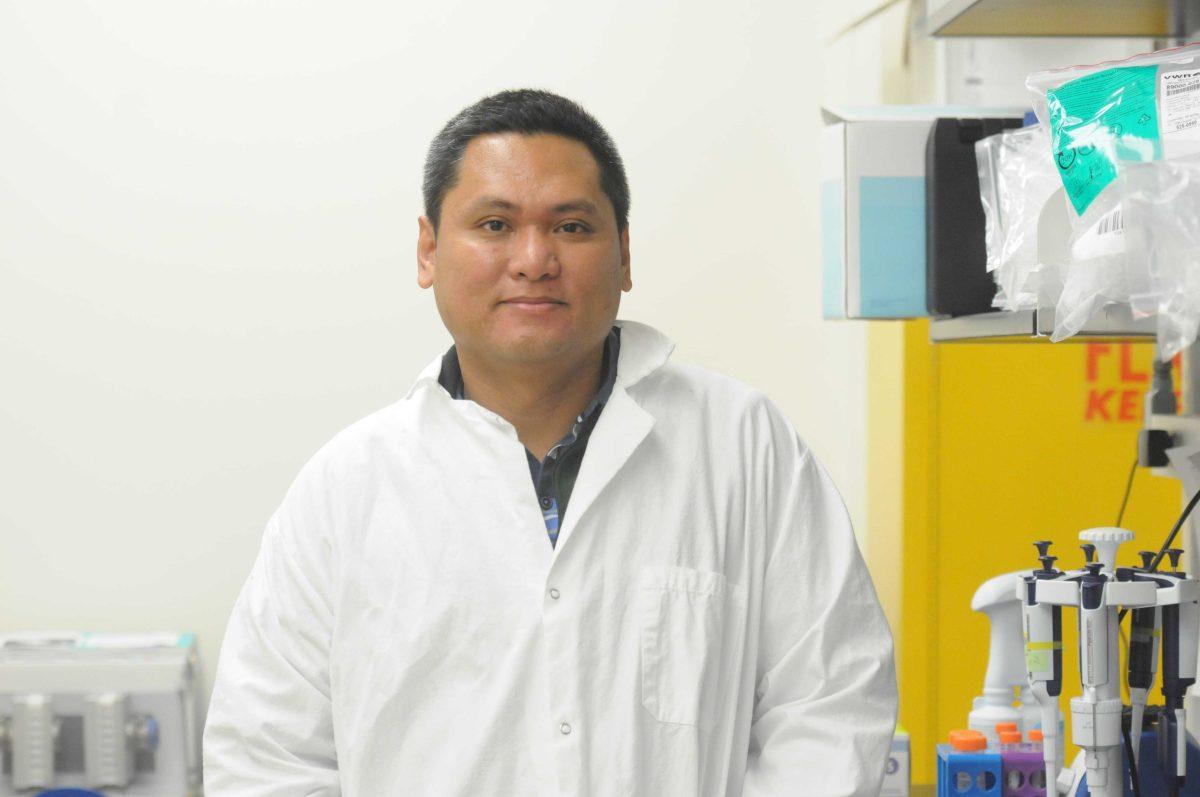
[1024,44,1200,345]
[1027,43,1200,216]
[975,124,1058,312]
[1123,156,1200,358]
[1048,229,1146,343]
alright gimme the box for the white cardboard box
[821,105,1027,320]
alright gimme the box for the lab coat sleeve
[742,418,898,797]
[203,457,341,796]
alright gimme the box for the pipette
[1022,540,1064,794]
[1127,550,1161,768]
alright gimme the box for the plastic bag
[1025,44,1200,343]
[1123,156,1200,358]
[1049,230,1146,343]
[1027,43,1200,217]
[975,124,1059,312]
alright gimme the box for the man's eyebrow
[466,197,601,215]
[551,199,600,215]
[468,196,519,212]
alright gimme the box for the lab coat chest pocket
[639,566,733,730]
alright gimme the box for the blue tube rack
[937,745,1002,796]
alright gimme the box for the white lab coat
[203,319,897,796]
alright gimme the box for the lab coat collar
[403,319,675,401]
[610,319,675,390]
[552,385,655,551]
[402,320,673,553]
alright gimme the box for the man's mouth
[502,296,566,310]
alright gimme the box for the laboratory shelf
[929,304,1156,342]
[926,0,1198,38]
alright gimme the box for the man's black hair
[422,89,629,233]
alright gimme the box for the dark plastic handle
[1168,548,1185,570]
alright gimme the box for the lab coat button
[549,588,560,600]
[540,497,552,509]
[560,722,572,735]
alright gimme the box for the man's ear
[619,226,632,292]
[417,216,437,289]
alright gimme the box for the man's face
[417,132,631,370]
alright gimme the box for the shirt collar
[436,328,621,418]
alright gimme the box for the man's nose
[507,227,561,281]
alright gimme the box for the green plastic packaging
[1046,64,1162,215]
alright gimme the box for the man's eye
[559,222,588,234]
[482,220,507,232]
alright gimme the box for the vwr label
[1161,68,1200,135]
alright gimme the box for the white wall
[0,1,873,706]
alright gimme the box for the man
[204,89,897,796]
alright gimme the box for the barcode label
[1072,204,1127,261]
[1162,68,1200,136]
[1097,207,1123,236]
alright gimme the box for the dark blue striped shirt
[437,328,621,547]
